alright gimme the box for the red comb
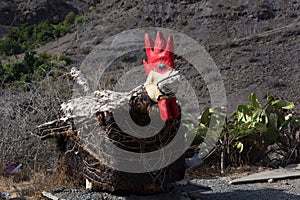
[143,32,175,76]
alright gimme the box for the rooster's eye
[158,63,167,70]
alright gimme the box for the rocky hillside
[61,0,299,113]
[0,0,97,37]
[0,0,98,26]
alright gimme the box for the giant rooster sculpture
[37,32,186,194]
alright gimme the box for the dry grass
[0,160,79,199]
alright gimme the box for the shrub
[0,37,23,56]
[33,20,56,44]
[64,11,76,26]
[0,52,70,88]
[0,12,84,56]
[0,23,35,56]
[193,93,300,168]
[0,61,3,76]
[75,15,86,25]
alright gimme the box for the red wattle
[157,97,179,121]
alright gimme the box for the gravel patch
[42,177,300,200]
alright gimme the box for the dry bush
[0,72,74,198]
[0,74,72,168]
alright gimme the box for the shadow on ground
[199,188,300,200]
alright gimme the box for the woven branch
[36,68,185,194]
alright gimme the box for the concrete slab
[230,164,300,185]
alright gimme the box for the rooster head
[143,32,175,75]
[143,32,179,121]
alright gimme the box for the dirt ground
[1,166,300,199]
[41,168,300,200]
[36,177,300,200]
